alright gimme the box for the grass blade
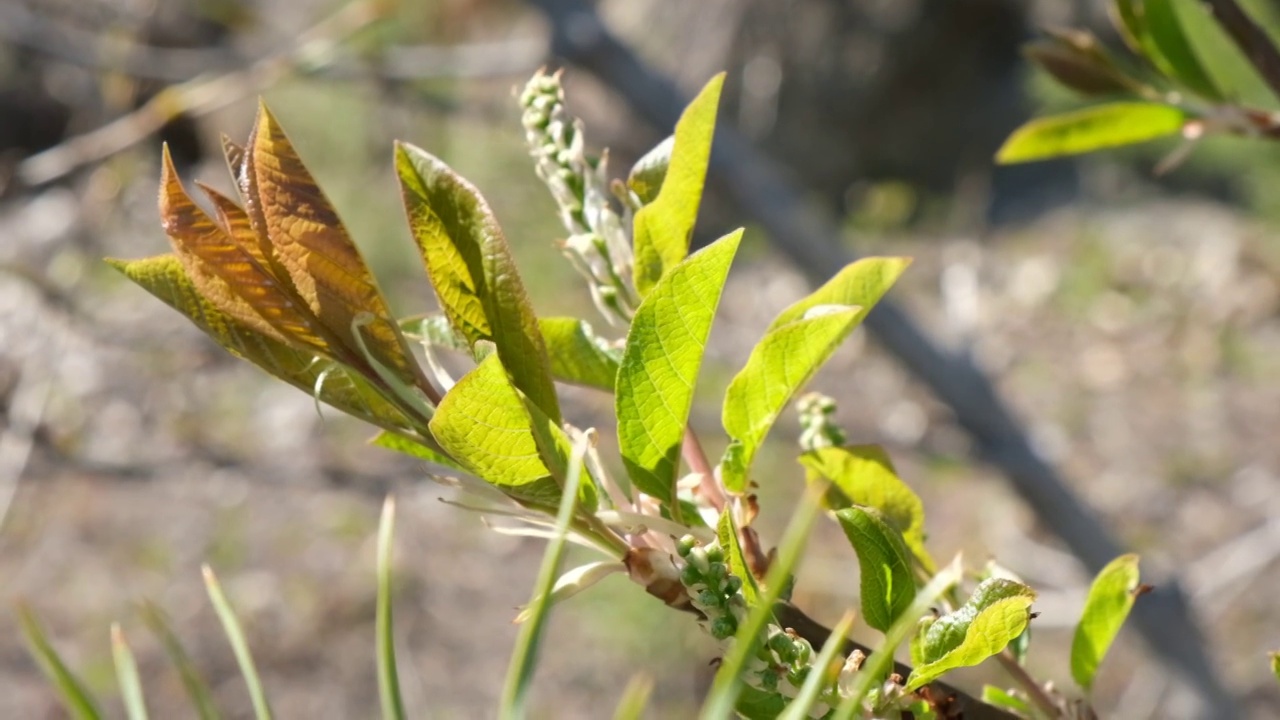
[203,565,273,720]
[111,624,149,720]
[778,610,857,720]
[16,603,103,720]
[498,433,590,717]
[376,496,407,720]
[611,673,654,720]
[699,483,826,719]
[139,602,220,720]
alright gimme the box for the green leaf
[203,565,273,720]
[716,509,760,607]
[111,624,150,720]
[1071,553,1141,691]
[834,506,916,632]
[997,102,1187,163]
[1143,0,1223,99]
[632,74,724,296]
[769,257,910,331]
[734,686,789,720]
[369,430,463,471]
[981,686,1032,715]
[701,484,825,719]
[1271,651,1280,685]
[139,603,220,720]
[395,141,560,422]
[1170,0,1280,107]
[499,434,589,718]
[539,317,621,391]
[107,255,423,434]
[720,305,861,492]
[429,354,562,506]
[376,497,407,720]
[833,556,963,719]
[616,230,742,504]
[906,578,1037,690]
[627,136,674,205]
[399,314,471,352]
[800,446,931,569]
[16,604,103,720]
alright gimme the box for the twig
[1205,0,1280,101]
[524,0,1239,715]
[997,652,1062,718]
[15,0,380,188]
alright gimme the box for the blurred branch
[523,0,1239,716]
[0,4,545,84]
[1205,0,1280,101]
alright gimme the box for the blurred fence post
[524,0,1239,715]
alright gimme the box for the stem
[1205,0,1280,102]
[682,427,726,511]
[996,652,1062,719]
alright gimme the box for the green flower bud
[704,545,725,564]
[710,615,738,639]
[676,535,697,557]
[686,546,711,575]
[680,563,702,587]
[724,574,743,595]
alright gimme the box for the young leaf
[538,317,621,391]
[632,74,724,296]
[716,509,760,606]
[244,104,430,397]
[720,305,861,493]
[833,556,963,718]
[800,446,930,569]
[428,354,563,506]
[514,561,627,623]
[203,565,273,720]
[770,257,909,331]
[906,578,1037,690]
[106,256,420,434]
[369,430,464,471]
[376,497,407,720]
[996,102,1187,163]
[1071,553,1141,692]
[835,506,916,632]
[627,136,674,205]
[499,434,589,718]
[110,624,149,720]
[139,603,220,720]
[395,141,561,421]
[1023,30,1143,96]
[616,230,742,504]
[16,604,102,720]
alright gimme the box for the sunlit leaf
[107,255,418,434]
[244,103,427,394]
[395,141,560,421]
[997,102,1187,163]
[721,305,861,492]
[429,354,562,506]
[627,136,673,205]
[16,604,102,720]
[203,566,273,720]
[835,506,916,632]
[769,257,909,331]
[1071,553,1141,691]
[801,446,931,570]
[981,686,1032,715]
[1144,0,1223,99]
[539,317,621,391]
[111,624,150,720]
[612,674,654,720]
[632,74,724,296]
[616,230,741,504]
[906,578,1037,690]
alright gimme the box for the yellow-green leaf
[907,579,1037,690]
[716,509,760,606]
[539,317,620,392]
[616,230,741,504]
[632,74,724,296]
[395,141,561,422]
[720,305,860,493]
[1071,553,1142,691]
[428,354,561,506]
[997,102,1187,164]
[800,445,931,570]
[107,255,416,435]
[768,257,910,331]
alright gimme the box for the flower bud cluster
[676,535,835,717]
[797,392,847,451]
[520,70,638,324]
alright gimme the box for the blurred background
[1,0,1278,717]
